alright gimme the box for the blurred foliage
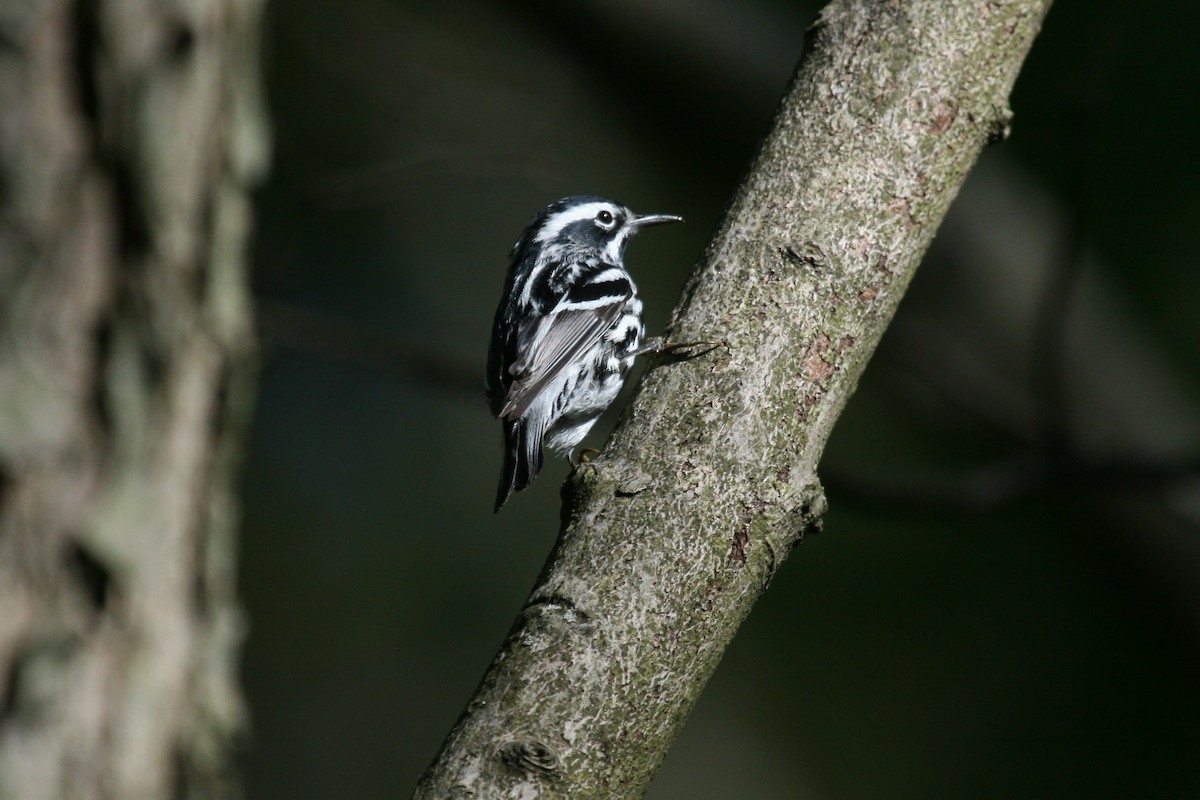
[241,1,1199,798]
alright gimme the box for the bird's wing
[485,316,515,416]
[498,297,628,421]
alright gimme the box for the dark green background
[241,2,1200,797]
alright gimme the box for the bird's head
[519,196,682,264]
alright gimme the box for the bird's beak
[631,212,684,228]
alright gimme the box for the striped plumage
[486,196,681,511]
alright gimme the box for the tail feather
[494,418,544,512]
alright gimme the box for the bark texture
[0,1,267,798]
[415,0,1051,797]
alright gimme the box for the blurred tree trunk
[0,1,267,798]
[415,0,1051,797]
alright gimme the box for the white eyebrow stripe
[534,202,617,244]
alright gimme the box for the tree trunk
[0,1,267,798]
[415,0,1052,797]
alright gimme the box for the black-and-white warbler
[486,195,688,511]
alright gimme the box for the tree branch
[415,1,1052,796]
[0,1,267,796]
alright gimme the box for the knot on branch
[781,240,828,271]
[987,104,1014,144]
[499,738,560,776]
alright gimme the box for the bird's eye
[596,210,615,226]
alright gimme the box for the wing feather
[499,300,626,420]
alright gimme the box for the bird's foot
[636,337,726,358]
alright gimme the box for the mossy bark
[0,1,267,798]
[417,0,1052,797]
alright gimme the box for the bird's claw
[573,447,601,466]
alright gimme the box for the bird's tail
[495,418,543,512]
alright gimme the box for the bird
[486,195,686,512]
